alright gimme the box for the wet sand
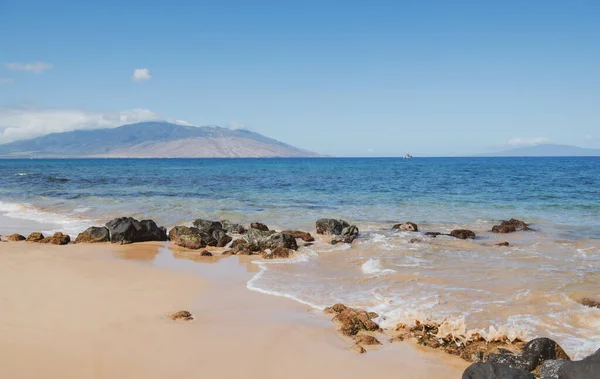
[0,241,468,379]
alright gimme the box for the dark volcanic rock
[353,334,382,346]
[492,219,531,233]
[495,242,510,247]
[244,229,298,251]
[450,229,476,240]
[26,232,44,242]
[462,362,535,379]
[486,338,570,372]
[424,232,444,238]
[540,360,567,379]
[75,226,110,243]
[282,230,315,242]
[316,218,349,235]
[250,222,269,231]
[105,217,167,244]
[556,348,600,379]
[200,251,213,256]
[177,234,206,250]
[7,233,26,241]
[392,222,419,232]
[331,225,359,244]
[221,220,246,234]
[186,220,232,247]
[192,219,223,232]
[40,232,71,245]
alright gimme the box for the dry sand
[0,241,468,379]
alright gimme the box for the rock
[540,360,567,379]
[221,221,246,234]
[409,238,422,244]
[75,227,110,243]
[243,229,298,251]
[492,219,531,233]
[450,229,476,240]
[331,225,359,245]
[7,233,26,241]
[282,230,315,242]
[392,222,419,232]
[316,218,349,235]
[221,250,236,256]
[250,222,269,231]
[324,303,380,336]
[200,251,213,256]
[178,233,206,250]
[40,232,71,245]
[105,217,167,244]
[354,334,382,346]
[262,247,292,259]
[486,338,570,372]
[579,298,600,309]
[462,362,535,379]
[352,345,366,354]
[424,232,444,238]
[192,219,223,232]
[26,232,44,242]
[168,310,193,321]
[555,348,600,379]
[191,219,232,247]
[495,242,510,247]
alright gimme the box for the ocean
[1,157,599,358]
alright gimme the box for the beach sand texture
[0,242,468,379]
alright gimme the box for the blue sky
[1,0,599,156]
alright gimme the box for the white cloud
[0,108,194,143]
[5,62,53,73]
[0,78,13,85]
[507,137,549,146]
[131,68,152,81]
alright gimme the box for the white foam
[361,258,396,275]
[0,201,94,237]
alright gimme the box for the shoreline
[0,241,469,378]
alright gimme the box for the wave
[361,258,396,275]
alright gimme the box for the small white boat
[404,153,413,159]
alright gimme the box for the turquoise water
[0,157,599,235]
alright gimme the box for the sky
[0,0,599,156]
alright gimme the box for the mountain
[481,144,600,157]
[0,122,321,158]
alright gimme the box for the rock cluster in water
[316,218,359,244]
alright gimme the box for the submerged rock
[492,219,531,233]
[579,298,600,309]
[282,230,315,242]
[40,232,71,245]
[262,247,292,259]
[495,242,510,247]
[450,229,476,240]
[324,303,380,337]
[331,225,359,244]
[75,226,110,243]
[424,232,444,238]
[462,362,535,379]
[354,334,382,346]
[26,232,44,242]
[7,233,26,242]
[250,222,269,231]
[168,310,193,321]
[392,222,419,232]
[200,251,213,256]
[316,218,349,235]
[105,217,167,244]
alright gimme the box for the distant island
[480,144,600,157]
[0,122,321,158]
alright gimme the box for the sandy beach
[0,240,468,379]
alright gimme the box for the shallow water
[1,157,598,358]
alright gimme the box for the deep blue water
[1,157,599,235]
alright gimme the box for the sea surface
[1,157,599,358]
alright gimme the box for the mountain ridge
[0,122,321,158]
[479,144,600,157]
